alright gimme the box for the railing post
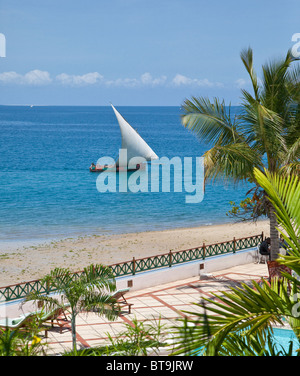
[169,250,172,267]
[132,257,136,275]
[261,231,264,242]
[202,243,206,260]
[233,237,236,253]
[46,280,50,295]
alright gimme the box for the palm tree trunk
[269,205,279,261]
[71,312,77,353]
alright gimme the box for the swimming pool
[194,327,299,356]
[272,327,299,355]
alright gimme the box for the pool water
[195,328,299,356]
[272,328,299,355]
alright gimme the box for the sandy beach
[0,220,270,287]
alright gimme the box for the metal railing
[0,233,263,302]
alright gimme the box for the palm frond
[261,51,294,114]
[204,142,263,182]
[253,169,300,252]
[282,138,300,166]
[181,97,245,146]
[172,277,297,355]
[241,101,286,162]
[240,47,260,100]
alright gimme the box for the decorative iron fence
[0,233,263,302]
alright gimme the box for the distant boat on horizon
[89,104,158,172]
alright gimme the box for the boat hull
[89,164,144,172]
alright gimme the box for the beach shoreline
[0,220,270,287]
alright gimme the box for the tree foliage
[172,170,300,356]
[181,48,300,259]
[25,263,120,353]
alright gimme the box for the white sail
[111,104,158,167]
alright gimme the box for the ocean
[0,105,252,244]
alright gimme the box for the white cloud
[105,77,139,87]
[171,74,223,88]
[140,72,167,86]
[172,74,192,86]
[0,71,22,84]
[56,72,103,86]
[0,70,51,85]
[106,72,167,87]
[0,70,226,89]
[23,70,52,85]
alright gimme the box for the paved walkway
[33,262,267,355]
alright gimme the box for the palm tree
[25,263,120,353]
[181,47,300,260]
[171,169,300,356]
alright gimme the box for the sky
[0,0,299,106]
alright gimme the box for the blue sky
[0,0,299,105]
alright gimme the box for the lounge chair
[40,305,70,337]
[0,312,37,332]
[0,304,70,338]
[112,288,133,314]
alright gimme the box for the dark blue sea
[0,105,252,244]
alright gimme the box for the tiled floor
[34,262,268,355]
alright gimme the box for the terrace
[0,261,269,355]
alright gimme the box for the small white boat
[90,104,158,172]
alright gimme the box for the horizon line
[0,103,241,107]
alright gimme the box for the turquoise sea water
[0,105,254,244]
